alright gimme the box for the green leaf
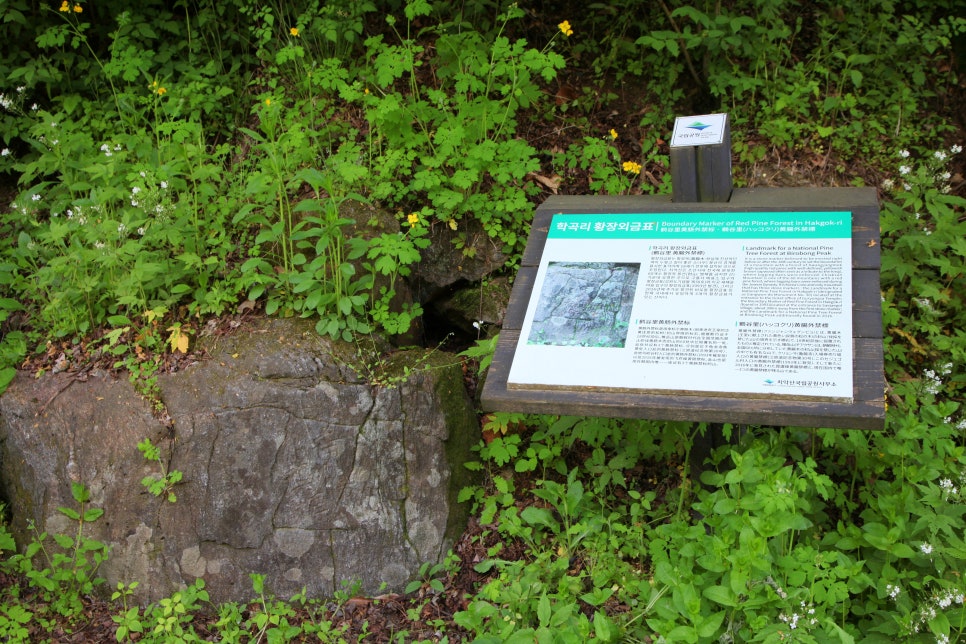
[59,507,81,521]
[53,533,74,549]
[473,559,500,573]
[537,593,551,626]
[71,482,91,504]
[0,529,16,551]
[138,438,160,461]
[0,367,15,394]
[83,508,104,522]
[520,506,556,530]
[703,584,738,607]
[697,610,726,637]
[338,296,353,316]
[593,610,618,641]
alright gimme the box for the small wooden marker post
[669,113,737,475]
[670,113,733,203]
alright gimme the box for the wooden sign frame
[480,187,885,430]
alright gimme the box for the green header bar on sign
[548,211,852,239]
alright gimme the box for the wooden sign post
[481,115,884,431]
[670,113,733,203]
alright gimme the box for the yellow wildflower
[157,87,167,96]
[265,98,272,106]
[59,1,70,11]
[609,129,618,140]
[622,161,642,175]
[407,213,420,226]
[290,27,299,37]
[558,20,573,37]
[448,219,457,231]
[73,3,81,12]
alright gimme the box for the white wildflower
[31,193,41,202]
[899,165,911,175]
[934,150,947,161]
[920,543,933,555]
[899,149,910,158]
[160,180,168,189]
[94,241,104,249]
[1,148,9,157]
[117,223,126,234]
[887,584,901,600]
[779,612,801,629]
[882,178,894,190]
[951,144,963,154]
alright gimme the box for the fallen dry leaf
[527,172,562,194]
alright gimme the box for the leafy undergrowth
[2,0,966,642]
[0,427,689,643]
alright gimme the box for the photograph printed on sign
[526,261,640,349]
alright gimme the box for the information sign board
[507,211,853,402]
[481,189,885,430]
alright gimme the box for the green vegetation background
[0,0,965,641]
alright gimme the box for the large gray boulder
[0,317,479,603]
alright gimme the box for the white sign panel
[670,113,728,147]
[507,211,854,402]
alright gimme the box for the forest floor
[2,58,965,642]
